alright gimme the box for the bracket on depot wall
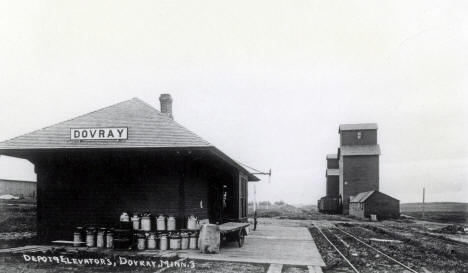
[250,169,272,176]
[238,162,272,183]
[250,169,272,183]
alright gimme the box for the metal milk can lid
[120,212,130,221]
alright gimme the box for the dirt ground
[1,201,467,273]
[0,254,267,273]
[310,221,468,273]
[0,201,309,273]
[0,253,313,273]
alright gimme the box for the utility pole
[422,187,425,219]
[253,184,257,230]
[247,168,271,231]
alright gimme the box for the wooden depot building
[0,94,259,241]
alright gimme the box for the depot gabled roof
[0,98,259,181]
[0,98,211,149]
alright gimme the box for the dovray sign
[71,127,128,140]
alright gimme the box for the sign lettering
[70,128,128,140]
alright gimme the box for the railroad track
[316,225,419,273]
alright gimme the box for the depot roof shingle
[0,98,211,149]
[0,98,259,181]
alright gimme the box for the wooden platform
[0,224,325,268]
[178,224,325,267]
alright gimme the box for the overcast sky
[0,1,467,204]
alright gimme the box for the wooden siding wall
[326,158,339,169]
[326,176,339,197]
[240,174,248,219]
[364,193,400,219]
[33,150,236,241]
[231,172,248,221]
[342,155,379,214]
[349,202,365,218]
[0,180,36,198]
[340,130,377,146]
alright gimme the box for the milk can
[169,233,181,250]
[120,212,130,222]
[131,214,140,230]
[187,215,198,230]
[86,227,96,247]
[76,226,84,241]
[141,213,151,231]
[159,233,168,250]
[189,233,198,249]
[156,215,166,231]
[73,231,82,247]
[147,232,157,249]
[106,230,114,248]
[73,227,84,247]
[120,212,131,229]
[167,216,176,231]
[180,232,189,250]
[137,233,146,250]
[132,232,139,248]
[96,228,106,248]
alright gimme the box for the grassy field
[248,202,308,218]
[247,202,351,221]
[0,199,38,249]
[401,202,468,212]
[247,201,468,223]
[401,202,468,223]
[0,199,36,233]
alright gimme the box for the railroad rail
[315,225,419,273]
[315,226,360,273]
[334,226,418,273]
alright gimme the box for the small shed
[349,190,399,220]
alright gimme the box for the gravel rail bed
[335,224,468,273]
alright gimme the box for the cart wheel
[238,233,245,247]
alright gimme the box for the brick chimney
[159,94,173,119]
